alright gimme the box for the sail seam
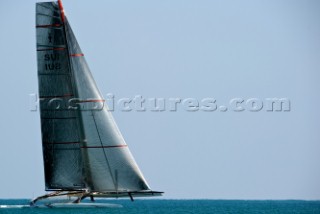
[77,99,105,103]
[38,73,70,76]
[41,109,77,112]
[81,145,128,149]
[37,47,66,51]
[37,45,66,48]
[36,24,62,28]
[36,13,60,19]
[44,142,80,145]
[40,94,74,99]
[41,117,77,120]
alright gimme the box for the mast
[57,0,65,23]
[56,0,95,189]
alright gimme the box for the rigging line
[37,44,66,48]
[40,94,74,99]
[44,141,80,145]
[38,73,70,76]
[37,47,65,51]
[82,145,127,149]
[50,107,56,169]
[41,117,77,120]
[91,110,117,189]
[36,24,62,28]
[42,109,78,112]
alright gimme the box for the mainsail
[35,0,161,202]
[36,2,84,190]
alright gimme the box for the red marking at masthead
[58,0,65,23]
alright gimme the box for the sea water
[1,199,320,214]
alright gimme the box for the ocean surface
[1,199,320,214]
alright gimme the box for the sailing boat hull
[40,203,123,208]
[0,203,122,209]
[91,191,163,198]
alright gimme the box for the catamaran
[30,0,162,207]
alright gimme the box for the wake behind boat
[32,0,163,206]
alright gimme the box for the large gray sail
[64,19,150,192]
[36,2,85,190]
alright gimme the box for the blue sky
[0,0,319,199]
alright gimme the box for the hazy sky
[0,0,319,199]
